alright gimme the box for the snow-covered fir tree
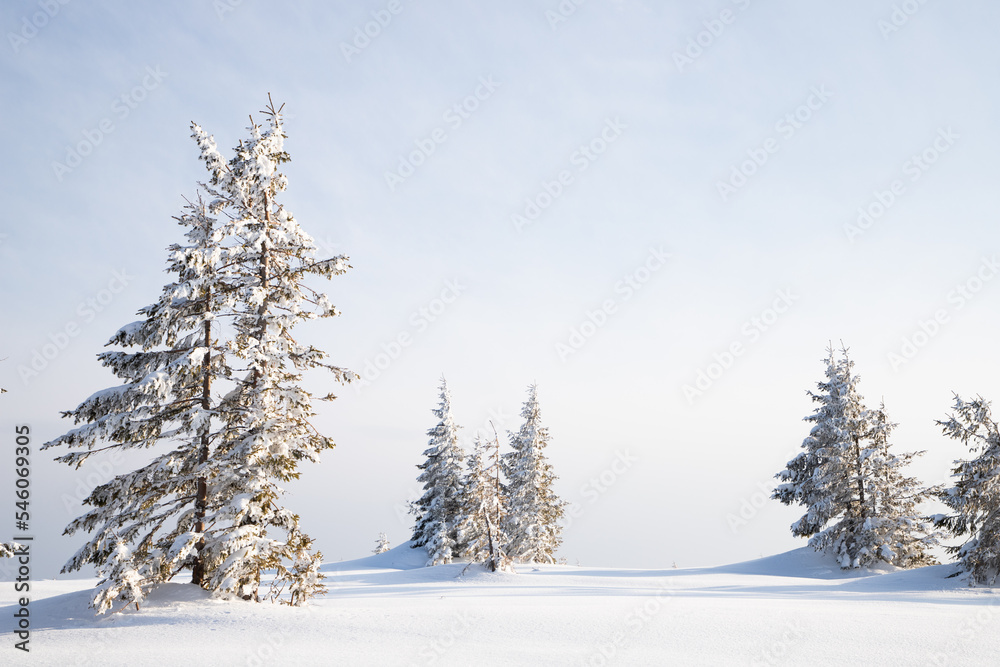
[410,377,466,565]
[43,196,236,613]
[188,96,351,604]
[773,346,863,541]
[373,533,391,555]
[851,403,938,568]
[773,345,937,568]
[0,543,19,558]
[44,97,352,612]
[501,384,565,564]
[456,429,512,572]
[935,394,1000,584]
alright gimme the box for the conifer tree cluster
[43,97,352,613]
[773,345,939,569]
[410,380,564,570]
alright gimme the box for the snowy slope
[3,545,998,666]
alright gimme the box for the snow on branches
[373,533,391,555]
[457,430,513,572]
[502,384,566,564]
[935,394,1000,584]
[44,97,351,613]
[409,381,562,568]
[773,344,938,569]
[410,378,466,565]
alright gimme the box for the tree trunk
[192,299,211,587]
[854,434,866,520]
[488,433,503,572]
[486,520,497,573]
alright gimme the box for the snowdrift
[2,547,995,666]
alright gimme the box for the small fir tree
[373,533,391,555]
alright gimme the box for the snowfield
[4,545,998,666]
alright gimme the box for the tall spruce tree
[410,377,466,565]
[44,97,352,612]
[189,96,351,604]
[774,345,937,568]
[935,394,1000,584]
[501,384,565,564]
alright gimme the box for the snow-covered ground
[4,545,998,666]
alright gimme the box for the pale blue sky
[2,0,999,577]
